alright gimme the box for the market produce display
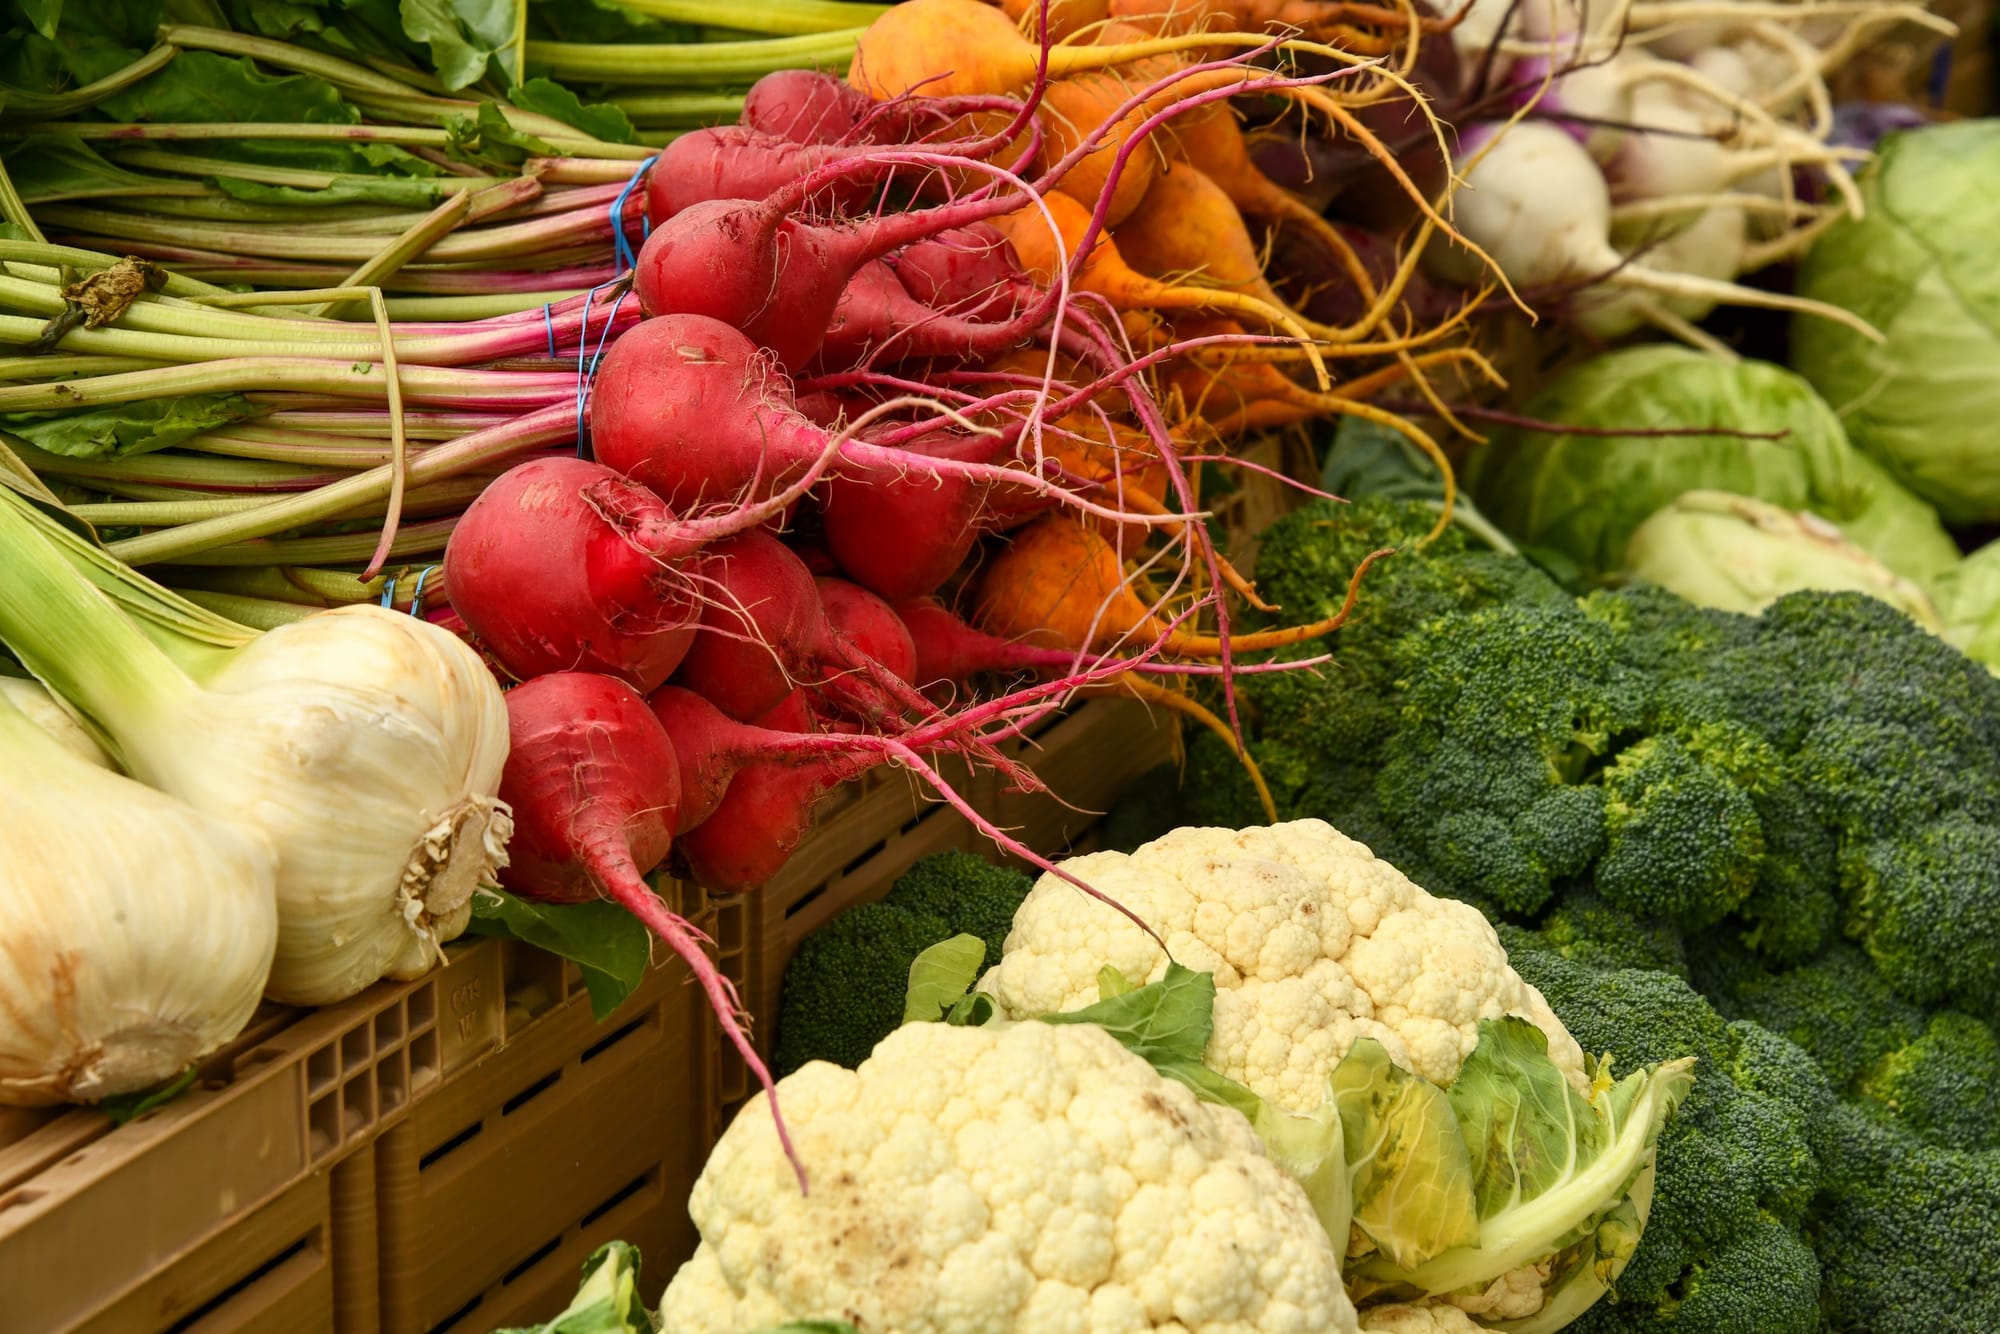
[1,0,1995,1329]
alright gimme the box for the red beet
[443,457,705,691]
[815,577,918,683]
[672,530,937,727]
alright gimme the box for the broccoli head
[1505,943,1827,1334]
[1810,1101,2000,1333]
[1516,894,1690,977]
[1378,597,1644,915]
[1686,592,2000,1010]
[1851,1011,2000,1152]
[1711,944,1930,1090]
[772,852,1032,1075]
[1839,812,2000,1011]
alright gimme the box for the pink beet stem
[582,834,807,1193]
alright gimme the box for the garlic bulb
[0,495,513,1007]
[0,687,278,1106]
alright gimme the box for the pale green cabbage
[1468,346,1957,587]
[1620,491,1947,630]
[1792,121,2000,524]
[1837,454,1966,589]
[1934,539,2000,671]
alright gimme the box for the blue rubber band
[378,573,399,611]
[409,565,437,620]
[574,278,615,456]
[542,303,558,358]
[575,284,632,461]
[609,156,658,276]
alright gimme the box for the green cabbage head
[1791,121,2000,524]
[1468,346,1959,588]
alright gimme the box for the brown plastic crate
[0,926,667,1333]
[365,930,698,1334]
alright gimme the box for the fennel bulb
[0,493,513,1006]
[0,676,114,769]
[0,685,279,1105]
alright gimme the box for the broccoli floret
[1244,496,1567,761]
[1708,944,2000,1151]
[1179,732,1323,828]
[1521,895,1689,977]
[1378,597,1645,915]
[1840,812,2000,1010]
[1713,945,1930,1090]
[1506,945,1827,1334]
[872,850,1031,949]
[1852,1011,2000,1152]
[1584,1214,1824,1334]
[1810,1102,2000,1333]
[772,853,1032,1075]
[1596,736,1765,927]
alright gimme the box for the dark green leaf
[1,395,263,460]
[96,49,361,122]
[214,174,445,207]
[14,0,164,48]
[99,1066,197,1124]
[475,98,554,152]
[195,137,441,176]
[444,100,554,166]
[508,77,636,145]
[399,0,517,90]
[943,990,994,1026]
[1040,962,1215,1064]
[1319,415,1516,555]
[19,0,65,41]
[0,133,172,203]
[1320,415,1442,503]
[465,889,653,1020]
[1038,963,1266,1119]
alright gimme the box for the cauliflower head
[660,1019,1358,1334]
[985,821,1586,1110]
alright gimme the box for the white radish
[1498,46,1643,162]
[1427,120,1880,341]
[1577,203,1750,339]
